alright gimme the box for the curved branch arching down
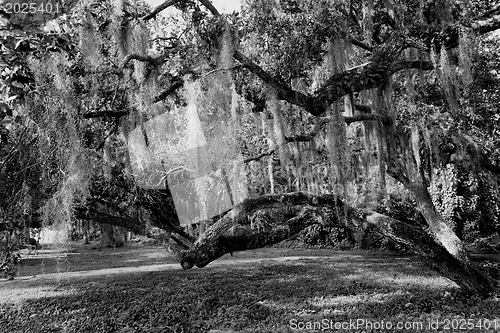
[153,79,184,103]
[121,54,154,70]
[179,192,497,297]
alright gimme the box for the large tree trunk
[179,192,497,297]
[386,157,471,262]
[363,212,495,297]
[377,101,490,293]
[409,183,471,261]
[385,154,487,290]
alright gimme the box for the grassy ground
[1,242,499,332]
[13,241,178,276]
[12,241,340,276]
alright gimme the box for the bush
[375,193,423,226]
[0,230,21,280]
[298,224,355,249]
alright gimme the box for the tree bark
[382,116,487,294]
[409,184,471,261]
[387,164,472,263]
[179,192,497,297]
[362,212,495,297]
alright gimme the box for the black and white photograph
[1,0,500,332]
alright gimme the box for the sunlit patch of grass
[0,285,78,304]
[307,291,407,307]
[374,274,455,289]
[255,299,296,311]
[271,275,315,283]
[342,270,455,289]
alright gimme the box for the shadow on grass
[1,252,499,333]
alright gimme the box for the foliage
[240,0,348,82]
[0,231,20,280]
[429,155,500,241]
[298,224,354,249]
[0,7,80,240]
[375,192,422,225]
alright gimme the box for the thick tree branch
[344,113,392,125]
[233,50,314,110]
[309,36,408,115]
[198,0,220,16]
[390,60,434,74]
[153,79,184,103]
[75,206,145,235]
[472,4,500,35]
[74,200,194,255]
[349,38,373,52]
[244,113,391,163]
[233,7,497,116]
[361,212,495,297]
[245,119,327,163]
[82,111,129,119]
[179,193,343,268]
[154,0,394,117]
[232,7,498,116]
[355,104,372,113]
[142,0,223,22]
[146,227,190,261]
[244,150,274,164]
[143,0,182,20]
[120,54,155,70]
[143,1,500,120]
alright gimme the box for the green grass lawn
[1,245,499,332]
